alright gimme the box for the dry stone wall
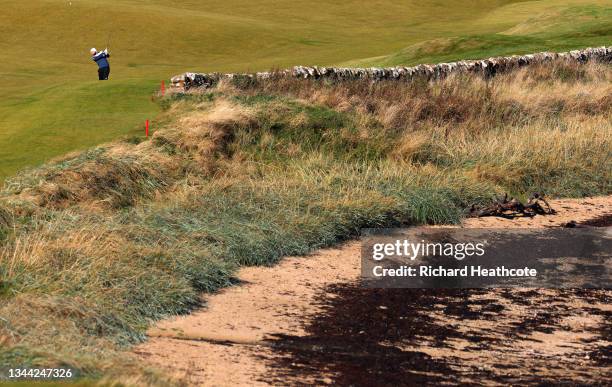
[170,47,611,91]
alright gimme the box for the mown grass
[0,61,610,384]
[0,80,161,181]
[1,0,611,181]
[344,3,612,67]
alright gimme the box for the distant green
[1,0,610,181]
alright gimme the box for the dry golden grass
[251,62,611,135]
[0,61,609,383]
[391,132,431,161]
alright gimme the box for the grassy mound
[0,61,610,383]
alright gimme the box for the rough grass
[0,62,610,384]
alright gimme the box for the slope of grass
[0,61,609,383]
[1,0,611,181]
[342,2,612,67]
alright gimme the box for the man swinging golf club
[90,48,110,80]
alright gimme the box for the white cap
[90,48,97,55]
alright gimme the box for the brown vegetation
[0,61,609,383]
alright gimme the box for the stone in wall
[170,46,611,91]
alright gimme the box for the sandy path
[134,196,611,385]
[135,242,361,385]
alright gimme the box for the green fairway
[1,0,610,181]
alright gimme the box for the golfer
[90,48,110,80]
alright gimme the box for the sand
[133,196,611,385]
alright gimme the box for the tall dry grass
[245,62,611,132]
[0,61,609,383]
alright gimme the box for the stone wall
[170,46,611,91]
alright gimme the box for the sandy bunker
[134,197,611,385]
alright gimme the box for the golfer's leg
[105,67,110,80]
[98,68,104,81]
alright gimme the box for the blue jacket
[92,52,110,68]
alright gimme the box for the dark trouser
[98,66,110,80]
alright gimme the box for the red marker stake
[146,119,150,137]
[161,80,165,96]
